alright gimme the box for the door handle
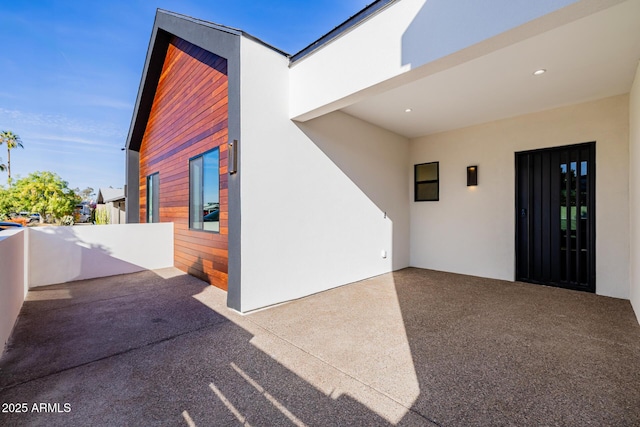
[520,208,527,217]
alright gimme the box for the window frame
[146,172,159,223]
[188,147,221,233]
[414,162,439,202]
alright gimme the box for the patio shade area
[0,268,639,426]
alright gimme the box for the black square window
[415,162,439,201]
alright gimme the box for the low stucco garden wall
[0,229,28,352]
[29,223,174,288]
[1,223,174,355]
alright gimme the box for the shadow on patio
[1,267,639,426]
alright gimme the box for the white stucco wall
[410,95,630,299]
[239,37,410,312]
[629,61,640,322]
[29,223,174,288]
[0,229,28,353]
[290,0,584,120]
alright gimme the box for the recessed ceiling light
[533,69,546,76]
[405,108,412,113]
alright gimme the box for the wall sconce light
[467,165,478,186]
[229,139,238,175]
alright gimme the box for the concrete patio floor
[1,267,639,426]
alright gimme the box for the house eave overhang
[104,197,125,204]
[289,0,640,137]
[124,19,170,154]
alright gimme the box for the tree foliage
[0,186,17,218]
[0,130,24,186]
[0,171,80,222]
[76,186,95,202]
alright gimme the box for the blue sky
[0,0,370,196]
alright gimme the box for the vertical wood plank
[139,36,229,290]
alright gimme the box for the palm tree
[0,131,24,186]
[0,158,5,172]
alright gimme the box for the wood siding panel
[139,36,229,290]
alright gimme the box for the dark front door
[516,142,595,292]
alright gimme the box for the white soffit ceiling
[341,0,640,138]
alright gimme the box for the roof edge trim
[157,9,290,57]
[290,0,398,64]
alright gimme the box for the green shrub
[59,215,74,226]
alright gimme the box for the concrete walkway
[1,268,639,426]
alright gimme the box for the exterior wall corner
[629,60,640,323]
